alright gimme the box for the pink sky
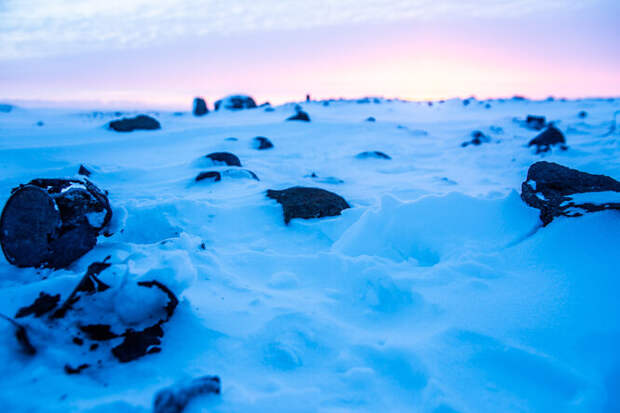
[1,1,618,109]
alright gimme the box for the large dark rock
[154,376,221,413]
[253,136,274,150]
[214,95,257,111]
[528,126,566,153]
[521,161,620,225]
[355,151,391,160]
[267,187,350,224]
[0,179,112,269]
[108,115,161,132]
[193,98,208,116]
[205,152,241,167]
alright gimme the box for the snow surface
[562,191,620,206]
[0,97,619,412]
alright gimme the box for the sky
[0,0,619,109]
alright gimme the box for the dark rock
[427,102,433,107]
[463,99,471,106]
[73,337,84,345]
[485,103,491,109]
[153,376,221,413]
[195,171,221,183]
[78,165,92,177]
[258,102,271,108]
[108,115,160,132]
[264,107,275,112]
[64,364,90,375]
[355,151,391,160]
[578,111,588,118]
[253,136,274,150]
[528,126,566,153]
[108,115,161,132]
[15,292,60,318]
[193,98,208,116]
[214,95,257,111]
[521,161,620,225]
[365,117,376,122]
[0,104,13,113]
[306,94,311,102]
[267,187,350,224]
[112,324,164,363]
[36,121,44,127]
[79,324,119,341]
[0,179,112,269]
[462,130,491,147]
[205,152,241,167]
[525,115,546,131]
[286,110,310,122]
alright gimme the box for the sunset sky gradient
[1,0,619,108]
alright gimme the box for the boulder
[154,376,221,413]
[267,186,350,224]
[528,126,566,153]
[0,179,112,269]
[253,136,274,150]
[108,115,161,132]
[355,151,391,160]
[205,152,241,167]
[521,161,620,225]
[214,95,257,111]
[193,98,208,116]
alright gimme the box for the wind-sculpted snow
[0,98,619,412]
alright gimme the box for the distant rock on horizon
[214,95,257,111]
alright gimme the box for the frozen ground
[0,97,619,412]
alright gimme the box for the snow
[0,97,619,412]
[562,191,620,206]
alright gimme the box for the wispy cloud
[0,0,587,59]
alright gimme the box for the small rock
[192,98,208,116]
[0,104,13,113]
[214,95,257,111]
[462,130,491,147]
[578,111,588,119]
[264,107,275,112]
[78,165,92,177]
[205,152,242,167]
[365,117,376,122]
[64,364,90,375]
[521,161,620,225]
[15,292,60,318]
[525,115,546,131]
[528,126,566,153]
[253,136,274,150]
[267,187,350,224]
[153,376,221,413]
[108,115,161,132]
[355,151,391,160]
[286,110,311,122]
[195,171,221,182]
[36,121,44,127]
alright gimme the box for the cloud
[0,0,590,59]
